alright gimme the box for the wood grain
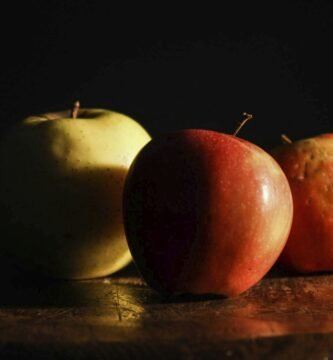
[1,265,333,359]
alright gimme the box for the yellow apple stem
[71,101,80,119]
[281,134,293,144]
[233,112,253,137]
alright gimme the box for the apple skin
[271,134,333,273]
[123,129,293,297]
[0,108,151,279]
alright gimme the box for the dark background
[0,1,332,150]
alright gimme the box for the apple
[271,133,333,273]
[123,127,293,297]
[0,103,151,279]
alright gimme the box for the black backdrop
[1,1,332,149]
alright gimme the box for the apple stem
[281,134,293,144]
[233,112,253,137]
[71,100,80,119]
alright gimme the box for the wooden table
[1,265,333,359]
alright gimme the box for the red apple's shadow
[4,258,329,311]
[267,263,333,278]
[1,258,328,309]
[0,260,226,309]
[110,263,227,304]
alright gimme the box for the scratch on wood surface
[112,277,147,287]
[115,285,122,322]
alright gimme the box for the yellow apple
[0,103,151,279]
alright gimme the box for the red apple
[271,134,333,273]
[123,129,293,296]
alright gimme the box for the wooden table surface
[1,265,333,359]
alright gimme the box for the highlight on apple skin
[123,129,293,297]
[0,104,151,279]
[271,133,333,273]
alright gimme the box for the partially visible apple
[123,128,293,297]
[271,134,333,273]
[0,103,151,279]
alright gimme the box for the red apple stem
[281,134,293,144]
[233,112,253,137]
[71,100,80,119]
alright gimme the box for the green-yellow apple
[271,134,333,273]
[123,128,293,297]
[0,103,151,279]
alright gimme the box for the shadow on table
[0,260,328,309]
[0,262,140,308]
[0,261,228,309]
